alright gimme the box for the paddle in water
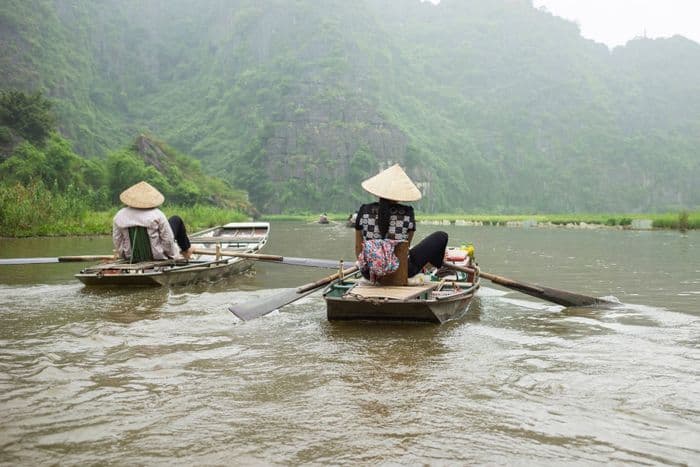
[446,263,611,307]
[229,265,359,321]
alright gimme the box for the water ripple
[1,274,699,464]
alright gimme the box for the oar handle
[57,255,117,262]
[478,271,545,294]
[192,249,343,269]
[297,265,359,293]
[446,263,545,294]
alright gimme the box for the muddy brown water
[1,222,698,465]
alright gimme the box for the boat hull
[75,258,255,287]
[325,291,476,323]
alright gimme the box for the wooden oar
[192,248,341,269]
[0,255,116,265]
[446,263,611,307]
[229,265,359,321]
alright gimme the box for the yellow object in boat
[460,243,475,258]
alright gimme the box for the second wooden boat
[75,222,269,286]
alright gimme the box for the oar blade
[449,265,611,308]
[0,257,60,265]
[229,265,358,321]
[229,286,320,321]
[504,281,609,307]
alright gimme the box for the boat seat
[378,241,409,286]
[192,236,266,244]
[84,259,180,271]
[128,226,153,263]
[348,283,439,301]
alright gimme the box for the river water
[0,221,698,465]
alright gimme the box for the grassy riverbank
[265,211,700,230]
[1,201,697,237]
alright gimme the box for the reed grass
[0,182,250,237]
[0,181,92,237]
[651,211,700,229]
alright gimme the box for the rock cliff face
[133,134,168,172]
[250,104,408,212]
[263,101,408,182]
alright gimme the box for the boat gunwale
[324,270,480,302]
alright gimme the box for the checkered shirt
[355,202,415,241]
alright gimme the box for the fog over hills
[1,0,698,213]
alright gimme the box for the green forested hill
[1,0,698,213]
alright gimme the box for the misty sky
[532,0,700,47]
[423,0,699,48]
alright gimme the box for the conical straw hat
[119,181,165,209]
[361,164,422,202]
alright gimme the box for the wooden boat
[323,247,480,323]
[75,222,270,286]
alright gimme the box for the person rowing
[354,164,448,282]
[112,181,195,261]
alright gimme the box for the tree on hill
[0,90,254,215]
[0,90,55,145]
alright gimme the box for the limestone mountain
[1,0,698,213]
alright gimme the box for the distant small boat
[346,212,357,227]
[319,214,329,224]
[323,247,480,323]
[75,222,270,286]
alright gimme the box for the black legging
[168,216,191,252]
[408,231,448,277]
